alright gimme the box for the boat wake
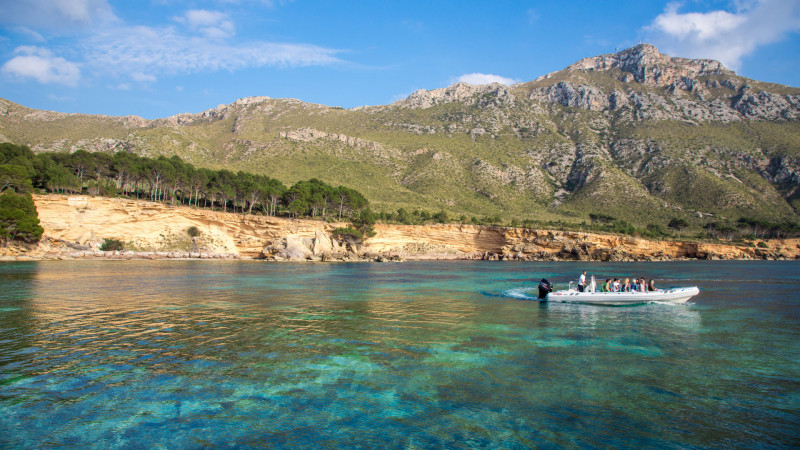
[652,300,694,307]
[501,287,539,301]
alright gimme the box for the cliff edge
[0,195,797,262]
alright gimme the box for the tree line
[3,141,799,247]
[0,143,44,245]
[0,143,370,245]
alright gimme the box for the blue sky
[1,0,799,119]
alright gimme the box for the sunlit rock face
[10,195,797,262]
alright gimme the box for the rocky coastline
[0,195,798,262]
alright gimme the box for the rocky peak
[231,96,272,107]
[156,96,275,126]
[395,82,515,109]
[568,44,733,87]
[524,44,800,122]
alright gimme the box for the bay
[0,260,798,448]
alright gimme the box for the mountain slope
[1,44,799,228]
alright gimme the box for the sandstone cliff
[1,195,797,262]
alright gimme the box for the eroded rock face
[156,96,273,126]
[529,82,609,111]
[733,90,800,120]
[523,44,800,122]
[11,195,798,262]
[567,44,732,87]
[395,82,515,109]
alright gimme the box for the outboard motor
[538,278,553,300]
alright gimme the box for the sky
[1,0,799,119]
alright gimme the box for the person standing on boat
[578,270,587,292]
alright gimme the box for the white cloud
[457,73,519,86]
[646,0,800,70]
[48,94,73,101]
[131,72,157,83]
[84,25,342,76]
[1,46,80,86]
[0,0,117,31]
[0,2,341,87]
[175,9,236,39]
[13,27,46,42]
[183,10,226,27]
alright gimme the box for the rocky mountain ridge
[522,44,800,122]
[1,44,799,228]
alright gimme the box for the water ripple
[0,260,798,448]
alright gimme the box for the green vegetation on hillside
[0,143,44,246]
[0,142,375,246]
[29,148,371,220]
[3,47,800,244]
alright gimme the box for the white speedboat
[547,286,700,306]
[545,276,699,306]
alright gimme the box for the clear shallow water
[0,260,798,448]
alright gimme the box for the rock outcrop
[567,44,732,86]
[394,82,515,109]
[2,195,796,262]
[524,44,800,122]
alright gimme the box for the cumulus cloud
[84,25,342,76]
[131,72,157,83]
[175,9,236,39]
[0,3,341,87]
[0,0,117,31]
[456,73,519,86]
[646,0,800,70]
[1,46,80,86]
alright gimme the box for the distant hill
[2,44,799,229]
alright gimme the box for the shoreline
[2,239,798,262]
[1,194,797,262]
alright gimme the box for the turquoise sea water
[0,260,798,448]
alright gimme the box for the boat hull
[546,287,699,306]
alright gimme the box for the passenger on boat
[623,278,631,292]
[603,278,611,292]
[639,278,647,292]
[648,279,657,291]
[612,278,621,292]
[578,270,587,292]
[631,279,639,292]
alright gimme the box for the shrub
[0,191,43,245]
[187,226,201,238]
[332,226,364,244]
[757,241,769,248]
[100,238,125,251]
[432,210,449,224]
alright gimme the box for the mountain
[1,44,799,229]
